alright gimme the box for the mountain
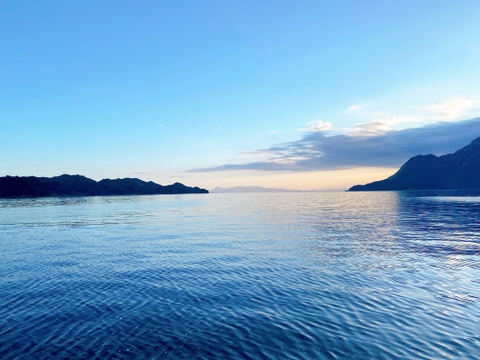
[211,186,304,193]
[0,174,208,198]
[40,175,102,196]
[0,176,52,198]
[349,136,480,191]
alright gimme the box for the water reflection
[299,191,480,345]
[396,190,480,257]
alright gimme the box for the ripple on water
[1,192,480,359]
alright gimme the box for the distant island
[349,136,480,191]
[211,186,304,193]
[0,174,208,198]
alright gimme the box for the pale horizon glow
[1,1,480,190]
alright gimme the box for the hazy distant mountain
[0,174,208,198]
[349,136,480,191]
[212,186,303,193]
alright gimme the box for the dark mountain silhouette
[349,136,480,191]
[40,175,102,196]
[0,176,52,197]
[0,174,208,198]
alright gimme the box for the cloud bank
[194,118,480,172]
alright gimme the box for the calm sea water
[1,191,480,359]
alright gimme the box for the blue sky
[2,1,480,190]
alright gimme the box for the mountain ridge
[349,136,480,191]
[0,174,208,198]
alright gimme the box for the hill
[349,136,480,191]
[0,176,52,198]
[0,174,208,198]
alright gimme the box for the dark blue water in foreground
[1,191,480,359]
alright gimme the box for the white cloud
[347,104,361,112]
[349,117,412,137]
[422,98,479,120]
[267,156,309,164]
[299,120,333,132]
[350,120,393,137]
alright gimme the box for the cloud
[193,117,480,172]
[299,120,333,132]
[347,104,361,111]
[349,116,412,137]
[422,98,479,119]
[350,119,394,137]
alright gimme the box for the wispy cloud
[299,120,333,132]
[422,98,479,120]
[193,118,480,172]
[350,120,393,137]
[347,104,361,112]
[349,116,412,137]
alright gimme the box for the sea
[1,191,479,359]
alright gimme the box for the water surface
[1,191,480,359]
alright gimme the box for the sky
[2,0,480,190]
